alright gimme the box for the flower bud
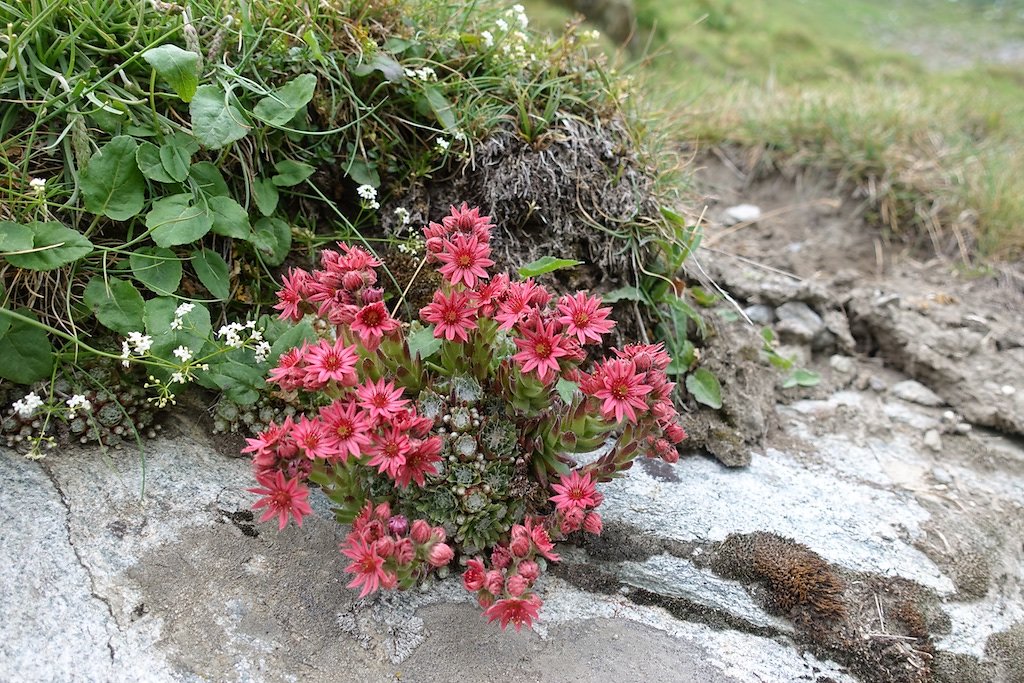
[380,571,398,590]
[509,534,531,558]
[431,527,447,544]
[374,537,395,558]
[491,545,512,570]
[388,515,409,537]
[342,271,364,291]
[361,287,384,303]
[410,519,432,544]
[517,560,540,583]
[374,502,391,520]
[484,570,505,595]
[427,543,454,568]
[394,538,415,565]
[506,574,528,597]
[583,512,603,535]
[462,559,486,591]
[477,592,496,609]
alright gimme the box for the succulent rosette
[246,204,688,630]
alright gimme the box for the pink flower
[420,289,478,343]
[463,559,487,591]
[592,358,653,424]
[441,203,494,240]
[350,301,400,351]
[491,545,512,570]
[366,426,411,478]
[394,436,443,488]
[495,280,545,331]
[242,418,293,464]
[523,518,560,562]
[615,343,672,372]
[583,512,603,535]
[268,346,307,391]
[484,597,542,632]
[550,470,599,512]
[304,338,359,388]
[335,243,382,271]
[341,536,391,598]
[556,292,615,344]
[436,233,494,288]
[292,415,333,460]
[388,515,409,536]
[517,560,540,583]
[506,574,528,597]
[509,534,531,558]
[248,471,314,530]
[410,519,432,544]
[319,400,372,461]
[356,378,410,423]
[474,272,509,316]
[274,268,309,322]
[484,570,505,595]
[512,315,570,382]
[394,538,415,565]
[560,506,585,533]
[428,543,454,568]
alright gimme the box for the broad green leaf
[669,295,708,338]
[198,358,266,404]
[144,296,212,363]
[603,286,645,304]
[782,369,822,389]
[407,325,442,360]
[689,286,720,307]
[665,340,696,376]
[345,158,379,187]
[189,161,229,197]
[251,217,291,266]
[252,177,279,216]
[269,320,317,364]
[136,142,175,182]
[518,256,583,278]
[352,53,405,82]
[4,222,94,270]
[80,136,145,220]
[146,194,213,247]
[252,73,317,126]
[191,248,230,300]
[271,159,315,187]
[83,276,145,335]
[423,86,456,130]
[190,84,249,149]
[129,246,182,295]
[555,378,579,403]
[0,222,35,253]
[0,309,54,383]
[206,196,250,239]
[159,138,191,182]
[142,44,200,102]
[685,368,723,409]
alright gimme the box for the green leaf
[782,369,821,389]
[0,223,34,253]
[252,177,279,216]
[271,159,315,187]
[191,248,230,300]
[144,296,212,365]
[80,136,145,220]
[0,309,54,384]
[190,84,250,149]
[407,325,442,360]
[352,53,405,82]
[130,246,182,295]
[158,138,191,182]
[146,194,213,247]
[689,286,720,307]
[4,222,94,270]
[269,320,317,364]
[251,217,291,266]
[206,196,250,239]
[345,159,379,187]
[423,86,456,130]
[603,286,644,304]
[555,378,579,403]
[136,142,175,183]
[518,256,583,278]
[685,368,723,409]
[252,74,317,127]
[199,358,266,404]
[142,44,200,102]
[83,276,145,335]
[189,161,229,197]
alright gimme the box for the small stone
[942,410,958,425]
[743,304,775,325]
[891,380,945,407]
[954,423,973,434]
[775,302,825,344]
[722,204,762,226]
[868,376,888,393]
[829,355,856,375]
[1001,385,1016,396]
[932,466,952,485]
[924,430,943,451]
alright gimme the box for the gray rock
[892,380,946,407]
[774,344,810,369]
[868,376,888,392]
[721,204,762,226]
[775,302,825,344]
[822,310,856,353]
[932,466,953,485]
[829,355,857,375]
[924,429,944,451]
[743,304,775,325]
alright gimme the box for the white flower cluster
[404,66,438,82]
[435,129,468,155]
[357,184,380,210]
[170,302,195,330]
[13,391,43,418]
[489,5,532,60]
[121,331,155,366]
[394,207,411,226]
[29,177,47,195]
[65,394,91,418]
[215,320,269,361]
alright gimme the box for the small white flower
[435,137,450,152]
[357,184,378,201]
[65,394,91,418]
[174,302,195,318]
[254,340,272,364]
[404,67,417,78]
[13,392,44,418]
[169,318,183,331]
[217,322,246,348]
[481,30,494,48]
[452,129,467,143]
[126,331,154,355]
[496,18,509,32]
[170,371,187,385]
[586,29,601,41]
[29,177,47,195]
[415,67,437,81]
[394,207,411,226]
[173,345,193,362]
[512,3,524,12]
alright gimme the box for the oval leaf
[252,177,279,216]
[83,276,146,335]
[130,246,182,295]
[252,74,317,127]
[191,248,231,300]
[146,194,213,247]
[423,86,456,130]
[80,136,145,220]
[271,159,315,187]
[159,139,192,183]
[142,44,200,102]
[189,161,229,197]
[136,142,175,183]
[0,310,54,384]
[207,196,250,239]
[0,222,34,253]
[190,84,250,149]
[518,256,583,278]
[685,368,723,409]
[251,217,291,266]
[4,222,94,271]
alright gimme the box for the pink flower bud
[506,574,528,597]
[380,571,398,590]
[360,287,383,303]
[374,502,391,521]
[431,527,447,544]
[583,512,603,535]
[517,560,540,583]
[561,507,584,534]
[410,519,431,544]
[427,543,454,568]
[342,271,364,291]
[477,592,496,609]
[394,538,415,565]
[509,534,531,558]
[484,570,505,595]
[665,422,687,445]
[374,537,395,558]
[387,515,409,537]
[462,559,486,592]
[491,545,512,570]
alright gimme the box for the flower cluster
[248,203,688,632]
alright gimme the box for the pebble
[891,380,945,407]
[1001,385,1017,396]
[924,429,943,451]
[932,466,953,485]
[829,355,856,375]
[743,304,775,325]
[722,204,762,226]
[868,376,888,393]
[775,302,826,344]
